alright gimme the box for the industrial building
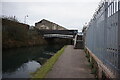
[35,19,66,30]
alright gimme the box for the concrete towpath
[46,45,94,78]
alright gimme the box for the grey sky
[1,0,101,31]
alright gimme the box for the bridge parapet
[44,34,74,39]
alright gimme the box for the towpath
[46,45,94,78]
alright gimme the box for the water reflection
[3,61,40,78]
[2,44,64,78]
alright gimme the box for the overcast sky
[1,0,101,31]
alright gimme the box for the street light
[24,15,28,24]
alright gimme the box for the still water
[2,44,64,78]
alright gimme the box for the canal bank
[32,46,66,78]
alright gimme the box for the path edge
[31,45,67,79]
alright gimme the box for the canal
[2,44,64,78]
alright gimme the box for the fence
[85,0,120,77]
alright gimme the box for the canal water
[2,44,64,78]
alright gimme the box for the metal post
[24,15,28,24]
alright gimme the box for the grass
[88,62,94,69]
[31,46,67,78]
[84,50,98,78]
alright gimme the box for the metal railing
[85,0,120,76]
[43,34,74,39]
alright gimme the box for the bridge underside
[45,37,73,45]
[37,30,78,35]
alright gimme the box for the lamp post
[24,15,28,24]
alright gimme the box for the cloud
[2,0,100,2]
[2,0,101,31]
